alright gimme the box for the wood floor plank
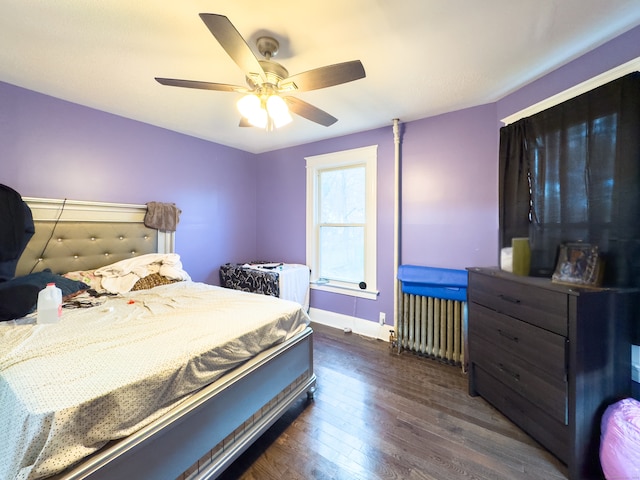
[217,323,568,480]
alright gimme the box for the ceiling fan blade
[284,96,338,127]
[155,77,248,93]
[239,117,252,127]
[199,14,266,83]
[279,60,365,92]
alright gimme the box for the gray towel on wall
[144,202,181,232]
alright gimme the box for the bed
[2,197,316,480]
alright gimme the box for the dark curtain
[500,72,640,287]
[499,121,530,249]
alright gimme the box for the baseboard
[308,307,391,342]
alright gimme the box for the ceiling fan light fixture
[266,95,292,128]
[237,94,260,119]
[237,94,267,128]
[250,109,268,129]
[237,93,291,130]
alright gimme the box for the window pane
[319,166,365,223]
[319,226,364,282]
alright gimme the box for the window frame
[305,145,378,300]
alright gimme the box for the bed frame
[16,197,316,480]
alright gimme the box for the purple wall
[0,82,258,284]
[2,24,639,326]
[399,104,499,269]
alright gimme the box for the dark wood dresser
[467,267,636,480]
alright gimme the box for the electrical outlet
[379,312,386,325]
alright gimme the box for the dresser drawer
[469,303,567,382]
[468,271,567,336]
[471,335,567,424]
[473,366,569,464]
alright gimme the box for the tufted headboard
[15,197,175,277]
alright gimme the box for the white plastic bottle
[37,282,63,324]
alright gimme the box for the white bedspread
[0,282,309,480]
[95,253,191,294]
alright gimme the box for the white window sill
[310,282,379,300]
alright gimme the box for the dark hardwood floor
[218,322,568,480]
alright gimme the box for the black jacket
[0,184,34,281]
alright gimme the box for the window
[306,145,377,299]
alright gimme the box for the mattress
[0,281,310,480]
[219,263,310,310]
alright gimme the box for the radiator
[397,292,465,366]
[395,265,468,368]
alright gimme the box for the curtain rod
[501,57,640,125]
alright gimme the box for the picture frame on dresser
[551,242,604,287]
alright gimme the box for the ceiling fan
[155,14,366,130]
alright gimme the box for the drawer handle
[498,363,521,381]
[498,329,519,343]
[498,294,521,304]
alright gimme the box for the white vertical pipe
[392,119,401,336]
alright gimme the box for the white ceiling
[2,1,640,154]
